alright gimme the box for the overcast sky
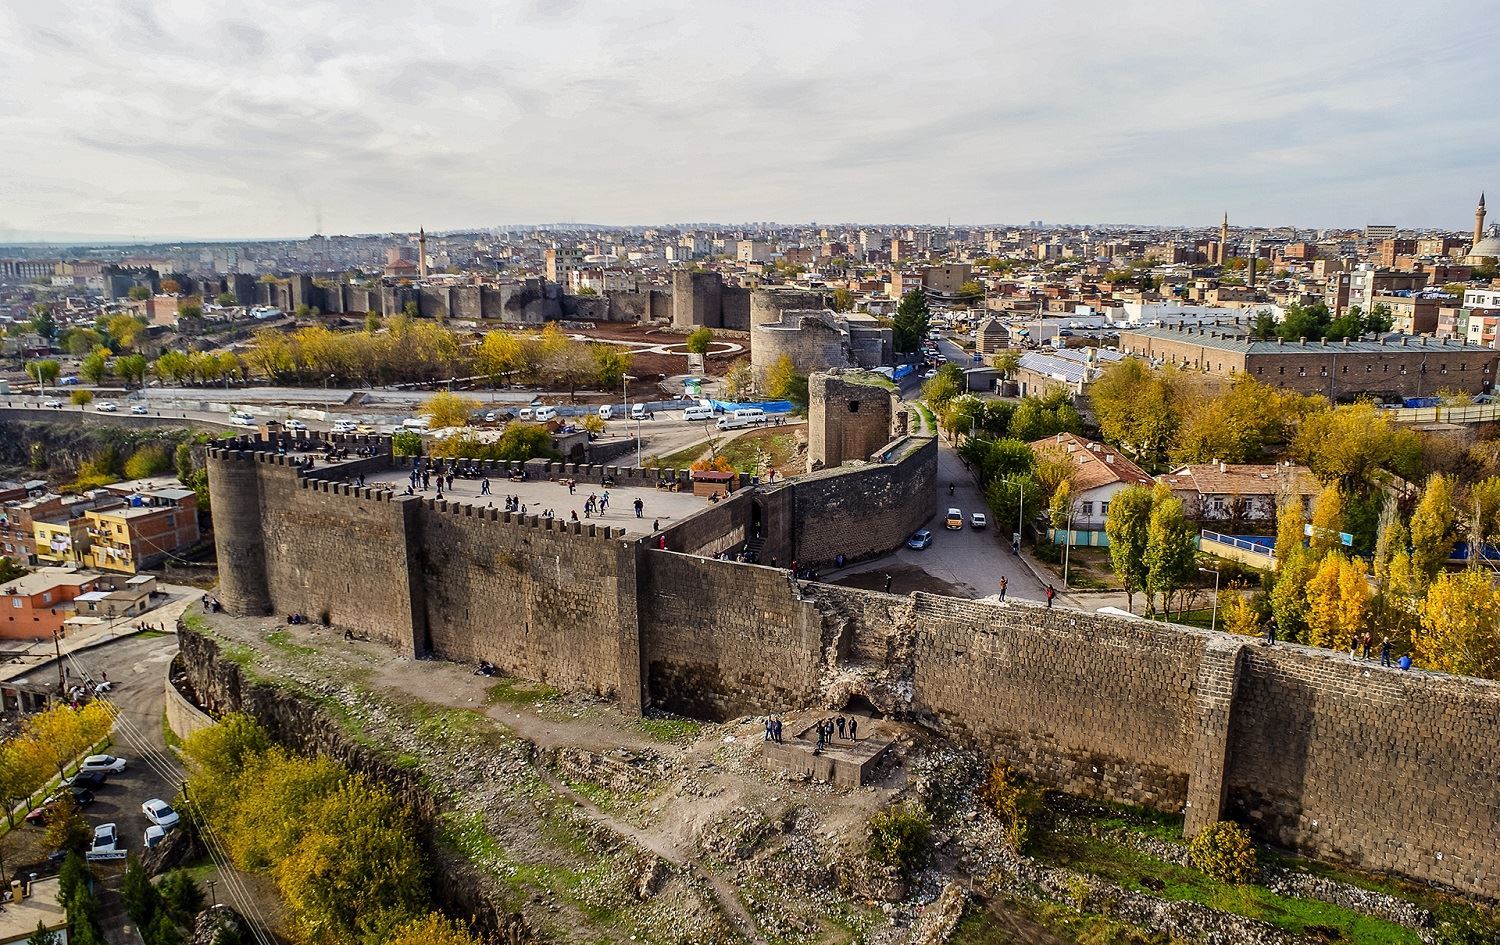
[1,0,1496,242]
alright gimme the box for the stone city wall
[206,432,1500,899]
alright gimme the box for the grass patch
[632,714,703,745]
[484,677,560,707]
[180,612,208,633]
[441,810,505,866]
[1033,831,1420,944]
[162,711,183,752]
[716,428,801,475]
[392,699,507,749]
[912,401,936,433]
[221,643,256,667]
[647,442,708,470]
[265,630,317,658]
[134,629,168,640]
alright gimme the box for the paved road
[840,439,1047,600]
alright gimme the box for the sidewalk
[0,583,198,685]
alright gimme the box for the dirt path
[539,768,768,945]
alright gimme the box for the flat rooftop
[364,467,713,536]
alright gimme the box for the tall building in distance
[1477,193,1488,248]
[418,227,428,280]
[1217,212,1229,265]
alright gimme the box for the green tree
[28,308,58,340]
[892,287,931,353]
[364,311,382,334]
[1291,402,1423,490]
[402,301,420,318]
[216,291,237,306]
[990,350,1020,378]
[919,363,964,406]
[590,344,632,389]
[1105,485,1154,613]
[104,314,149,351]
[1409,473,1456,586]
[957,280,984,301]
[175,442,195,483]
[685,326,714,355]
[830,287,855,313]
[127,285,152,301]
[179,302,204,320]
[69,389,94,406]
[1009,389,1082,442]
[63,327,105,356]
[0,556,26,584]
[26,358,61,389]
[763,354,800,400]
[1048,480,1073,530]
[29,922,62,945]
[43,795,91,854]
[985,473,1041,544]
[117,354,149,386]
[392,430,423,457]
[122,854,161,927]
[158,871,205,922]
[866,804,931,880]
[1143,486,1197,615]
[79,351,110,385]
[125,444,172,480]
[724,362,752,399]
[1089,359,1183,468]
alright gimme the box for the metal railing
[1200,530,1274,557]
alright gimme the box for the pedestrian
[101,670,108,683]
[1045,584,1055,608]
[480,478,490,495]
[884,573,893,593]
[652,519,660,531]
[836,716,846,739]
[634,498,644,518]
[1380,637,1392,667]
[764,717,773,741]
[1349,634,1359,659]
[998,576,1007,601]
[848,717,858,741]
[1265,621,1277,647]
[773,718,782,743]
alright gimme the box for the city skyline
[2,0,1497,241]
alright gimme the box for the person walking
[634,497,644,518]
[997,576,1007,601]
[1380,637,1392,667]
[1045,584,1055,608]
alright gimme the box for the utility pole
[53,630,64,694]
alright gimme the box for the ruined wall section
[791,436,937,566]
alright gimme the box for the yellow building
[32,517,90,566]
[83,489,199,574]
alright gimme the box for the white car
[971,512,988,530]
[141,798,180,830]
[284,418,307,431]
[78,754,127,775]
[483,411,499,423]
[331,420,357,433]
[87,823,121,860]
[922,369,938,379]
[95,401,117,412]
[230,413,256,427]
[144,825,168,849]
[130,404,148,415]
[42,399,62,408]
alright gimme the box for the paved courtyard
[364,466,711,536]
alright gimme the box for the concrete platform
[760,713,895,788]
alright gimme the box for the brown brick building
[1118,325,1499,399]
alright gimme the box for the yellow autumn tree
[1308,483,1344,558]
[386,914,482,945]
[1417,570,1500,679]
[1303,553,1371,650]
[1221,587,1261,637]
[418,391,480,430]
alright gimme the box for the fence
[1381,402,1500,425]
[1199,530,1276,568]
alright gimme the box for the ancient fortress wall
[206,433,1500,899]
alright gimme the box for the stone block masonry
[206,432,1500,900]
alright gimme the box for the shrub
[70,389,94,406]
[1187,820,1257,884]
[867,803,931,879]
[125,443,172,480]
[391,430,424,457]
[979,762,1032,850]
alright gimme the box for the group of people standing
[763,714,861,751]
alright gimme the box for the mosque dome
[1470,233,1500,260]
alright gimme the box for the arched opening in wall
[841,693,883,719]
[751,499,765,541]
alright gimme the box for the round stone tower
[205,447,273,615]
[750,287,827,332]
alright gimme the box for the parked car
[68,787,95,806]
[283,418,307,431]
[332,420,357,433]
[922,369,938,379]
[906,529,933,550]
[95,401,117,412]
[24,801,57,826]
[78,754,127,775]
[130,404,149,415]
[971,512,988,530]
[144,825,168,850]
[230,412,255,427]
[42,399,62,408]
[945,508,964,530]
[141,798,180,830]
[87,823,122,860]
[62,770,107,790]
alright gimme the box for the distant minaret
[1218,212,1229,266]
[1476,193,1488,247]
[418,227,429,280]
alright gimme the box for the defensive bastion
[206,432,1499,900]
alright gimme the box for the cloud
[0,0,1496,239]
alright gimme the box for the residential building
[1118,325,1499,398]
[2,492,114,563]
[1157,462,1319,524]
[1013,347,1124,398]
[1029,433,1154,530]
[83,488,199,573]
[544,246,586,283]
[0,567,103,639]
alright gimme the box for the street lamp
[1199,566,1221,633]
[1061,506,1076,589]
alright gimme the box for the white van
[533,406,558,422]
[631,403,652,420]
[598,405,614,420]
[518,406,535,421]
[332,420,358,433]
[400,417,431,430]
[682,405,715,422]
[716,415,754,431]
